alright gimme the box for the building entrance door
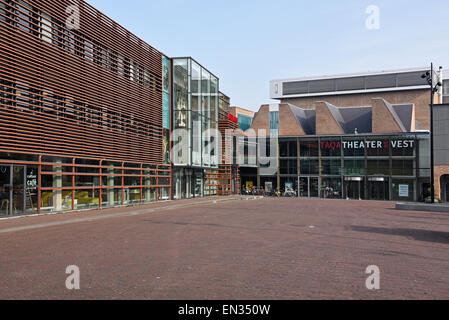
[368,177,390,201]
[193,171,203,198]
[299,177,319,198]
[0,165,26,216]
[345,177,365,200]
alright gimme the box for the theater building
[1,2,447,218]
[248,68,448,202]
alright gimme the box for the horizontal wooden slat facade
[218,109,239,195]
[0,0,164,163]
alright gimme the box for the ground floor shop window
[143,187,157,203]
[322,177,342,199]
[125,188,141,205]
[280,177,297,196]
[101,188,123,207]
[74,189,100,210]
[0,165,39,216]
[41,190,74,213]
[158,187,170,201]
[174,168,214,200]
[0,153,171,215]
[260,177,276,194]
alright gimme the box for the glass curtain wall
[191,61,202,167]
[0,152,170,217]
[279,139,298,194]
[343,137,366,200]
[210,76,219,167]
[162,56,171,165]
[172,58,219,200]
[320,137,343,199]
[172,58,219,169]
[270,134,430,201]
[173,59,190,166]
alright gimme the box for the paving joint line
[0,197,261,235]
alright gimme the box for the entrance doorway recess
[299,177,319,198]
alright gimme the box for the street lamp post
[422,64,442,204]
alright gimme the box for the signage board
[265,181,273,192]
[399,184,409,197]
[321,140,415,151]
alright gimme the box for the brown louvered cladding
[0,0,164,163]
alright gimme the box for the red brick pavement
[0,197,448,300]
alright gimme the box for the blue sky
[87,0,449,111]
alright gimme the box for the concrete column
[175,170,182,200]
[144,176,152,202]
[186,170,192,199]
[53,159,62,211]
[107,168,114,206]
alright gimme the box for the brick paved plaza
[0,197,448,300]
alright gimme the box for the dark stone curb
[396,203,449,213]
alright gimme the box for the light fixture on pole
[421,63,442,204]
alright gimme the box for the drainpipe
[439,67,444,104]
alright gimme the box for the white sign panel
[399,185,409,198]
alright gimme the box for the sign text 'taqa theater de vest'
[321,139,415,151]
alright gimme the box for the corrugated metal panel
[280,71,428,96]
[283,81,308,95]
[335,76,365,91]
[397,71,428,87]
[365,74,397,89]
[308,79,335,93]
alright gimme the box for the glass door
[299,177,320,198]
[194,171,203,198]
[12,166,25,215]
[299,177,309,197]
[345,178,365,200]
[0,165,11,216]
[309,177,320,198]
[368,178,390,201]
[0,165,27,216]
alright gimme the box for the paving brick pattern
[0,198,448,300]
